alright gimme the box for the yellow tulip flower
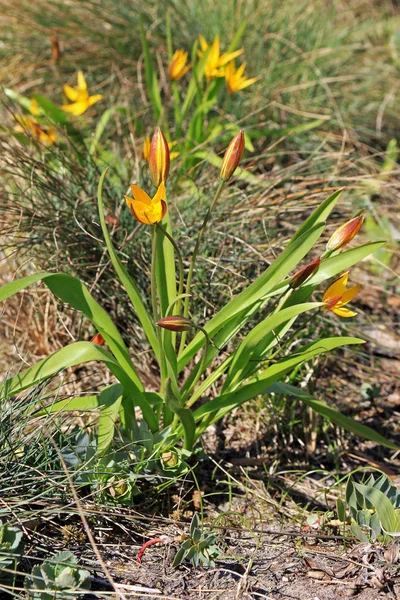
[14,98,57,145]
[198,35,243,79]
[169,49,191,80]
[322,272,360,318]
[125,182,167,225]
[224,60,259,94]
[61,71,103,116]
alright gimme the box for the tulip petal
[153,182,166,204]
[332,307,357,318]
[88,94,103,107]
[129,185,152,205]
[322,272,348,302]
[77,70,87,92]
[237,76,259,90]
[218,48,244,67]
[160,199,167,220]
[199,34,208,52]
[61,101,89,116]
[63,85,79,102]
[209,35,220,68]
[340,285,361,305]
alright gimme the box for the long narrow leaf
[97,385,123,454]
[44,273,142,388]
[193,337,363,429]
[270,382,398,450]
[0,270,143,389]
[97,168,161,363]
[178,223,325,372]
[289,189,343,245]
[1,341,157,431]
[140,21,163,122]
[224,302,323,392]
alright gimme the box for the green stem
[156,222,185,315]
[179,180,225,353]
[183,326,210,407]
[151,226,167,391]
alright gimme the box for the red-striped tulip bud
[148,127,170,187]
[156,316,192,332]
[326,215,364,252]
[290,257,322,289]
[91,333,105,346]
[220,130,245,181]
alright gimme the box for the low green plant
[172,513,222,568]
[25,551,91,600]
[337,472,400,543]
[0,129,395,491]
[0,520,24,589]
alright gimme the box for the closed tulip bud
[91,333,105,346]
[220,130,245,181]
[290,257,322,289]
[156,316,192,332]
[51,34,61,64]
[149,127,170,187]
[326,215,364,252]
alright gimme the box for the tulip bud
[51,34,61,64]
[220,130,245,181]
[91,333,105,346]
[148,128,170,187]
[290,257,321,289]
[156,316,192,332]
[326,215,364,252]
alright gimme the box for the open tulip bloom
[198,34,243,79]
[169,49,191,80]
[0,129,393,480]
[323,272,360,317]
[224,61,259,93]
[125,182,167,225]
[61,71,103,116]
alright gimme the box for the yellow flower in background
[61,71,103,116]
[14,98,57,145]
[322,272,360,318]
[125,182,167,225]
[198,34,243,79]
[143,136,151,161]
[168,141,179,161]
[224,61,259,94]
[169,49,191,80]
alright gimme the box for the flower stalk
[179,179,225,353]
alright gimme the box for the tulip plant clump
[0,128,394,489]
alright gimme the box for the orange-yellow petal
[63,84,79,102]
[332,306,357,318]
[128,185,152,205]
[61,101,89,116]
[322,272,348,302]
[218,48,244,67]
[87,94,103,107]
[340,284,360,305]
[199,34,208,52]
[77,70,87,92]
[153,181,166,204]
